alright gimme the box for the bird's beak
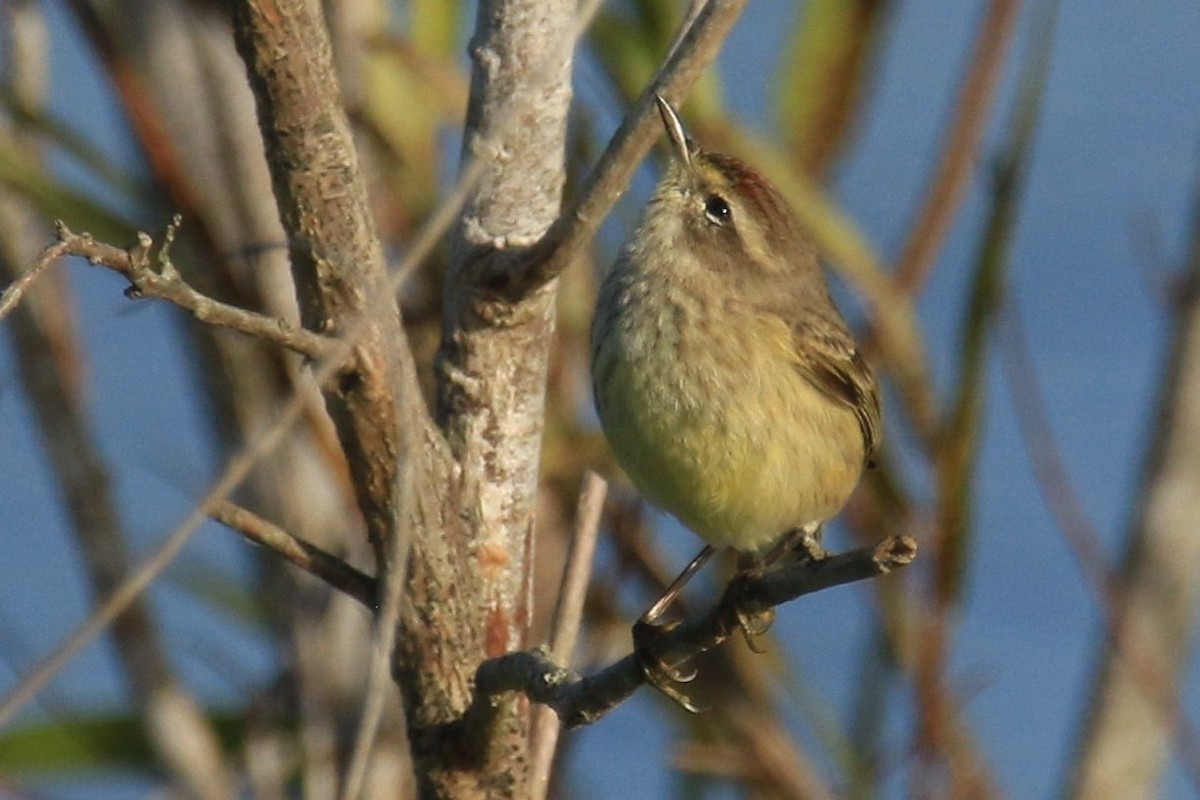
[655,94,692,167]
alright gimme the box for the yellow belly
[592,287,864,554]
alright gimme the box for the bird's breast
[592,271,864,553]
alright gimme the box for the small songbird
[590,97,880,693]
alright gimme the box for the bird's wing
[789,316,882,464]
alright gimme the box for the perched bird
[590,96,880,697]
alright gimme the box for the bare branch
[548,473,608,671]
[1,204,236,800]
[0,56,475,731]
[460,536,916,732]
[0,374,306,731]
[428,8,752,785]
[341,456,416,800]
[0,11,238,794]
[0,238,64,321]
[208,500,377,611]
[231,0,437,571]
[28,220,333,359]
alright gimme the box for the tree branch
[231,0,438,571]
[0,0,471,732]
[22,220,333,358]
[1,162,236,798]
[208,500,378,611]
[0,237,61,321]
[530,472,607,800]
[457,536,916,733]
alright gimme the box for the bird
[590,96,880,703]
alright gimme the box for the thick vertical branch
[431,0,574,794]
[442,0,573,645]
[228,8,481,796]
[229,0,435,568]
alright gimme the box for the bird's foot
[735,604,776,653]
[796,525,826,562]
[632,617,704,713]
[726,564,776,652]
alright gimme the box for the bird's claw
[632,618,705,713]
[736,606,776,653]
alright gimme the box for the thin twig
[549,473,608,668]
[530,472,607,800]
[41,219,332,360]
[0,0,745,745]
[893,0,1022,293]
[0,238,65,321]
[1,12,237,795]
[208,500,377,611]
[459,536,916,732]
[1,261,240,800]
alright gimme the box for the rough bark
[228,5,472,793]
[74,0,418,793]
[230,0,435,570]
[429,0,575,794]
[218,0,755,796]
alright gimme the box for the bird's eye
[704,195,731,225]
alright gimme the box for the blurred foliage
[590,0,723,123]
[0,712,244,773]
[0,116,138,245]
[776,0,892,176]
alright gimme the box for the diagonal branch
[0,82,474,734]
[530,472,607,800]
[1,165,236,798]
[231,0,439,572]
[456,536,916,733]
[208,500,378,611]
[0,236,60,321]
